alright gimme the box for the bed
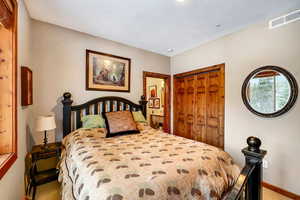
[60,93,267,200]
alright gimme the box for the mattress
[59,125,240,200]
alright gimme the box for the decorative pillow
[102,111,140,137]
[132,111,147,123]
[81,115,106,129]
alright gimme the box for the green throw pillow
[81,115,106,129]
[132,111,147,123]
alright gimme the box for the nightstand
[27,142,62,200]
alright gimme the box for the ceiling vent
[269,9,300,29]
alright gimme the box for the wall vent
[269,9,300,29]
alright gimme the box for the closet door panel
[184,76,195,139]
[194,73,207,142]
[174,78,186,137]
[173,64,224,149]
[206,71,223,148]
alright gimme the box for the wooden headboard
[61,92,148,137]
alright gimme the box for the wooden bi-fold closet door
[173,64,224,149]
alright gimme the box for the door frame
[173,63,225,149]
[143,71,171,133]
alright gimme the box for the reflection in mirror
[246,70,291,114]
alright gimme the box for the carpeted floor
[31,181,292,200]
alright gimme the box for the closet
[173,64,224,149]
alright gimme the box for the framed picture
[153,98,160,109]
[148,98,154,108]
[149,85,157,97]
[86,49,131,92]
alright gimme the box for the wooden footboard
[226,137,267,200]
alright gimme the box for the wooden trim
[219,65,225,149]
[254,70,279,78]
[0,0,17,179]
[12,0,17,157]
[85,49,131,92]
[143,71,171,133]
[263,182,300,200]
[174,63,223,78]
[172,76,176,135]
[0,153,17,179]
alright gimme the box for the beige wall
[171,21,300,194]
[0,0,33,199]
[30,20,170,142]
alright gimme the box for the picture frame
[86,49,131,92]
[153,98,160,109]
[149,85,157,97]
[148,98,154,108]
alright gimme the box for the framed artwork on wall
[149,85,157,97]
[153,98,160,109]
[21,66,33,106]
[148,98,154,108]
[86,49,131,92]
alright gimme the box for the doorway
[143,72,171,133]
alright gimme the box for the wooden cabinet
[21,66,33,106]
[173,64,224,149]
[28,142,62,200]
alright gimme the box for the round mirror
[242,66,298,117]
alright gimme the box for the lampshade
[36,115,56,132]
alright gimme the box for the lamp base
[43,130,49,150]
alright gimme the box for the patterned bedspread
[59,125,240,200]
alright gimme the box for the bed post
[242,137,267,200]
[227,137,267,200]
[62,92,73,137]
[139,95,148,117]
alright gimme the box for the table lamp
[36,115,56,148]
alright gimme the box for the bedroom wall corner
[0,0,34,199]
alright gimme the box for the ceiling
[24,0,300,56]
